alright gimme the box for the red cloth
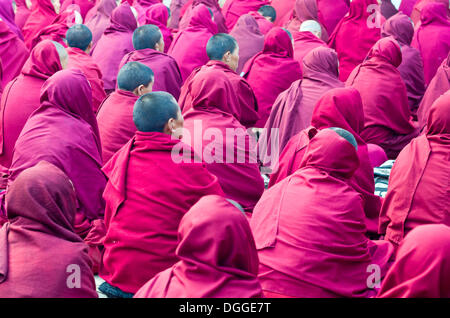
[381,12,426,118]
[229,14,265,75]
[243,27,302,128]
[417,52,450,131]
[221,0,269,31]
[100,131,224,293]
[0,20,29,89]
[7,69,106,240]
[97,90,138,164]
[134,0,161,25]
[0,161,97,298]
[285,0,329,43]
[411,2,450,85]
[316,0,349,35]
[14,0,31,30]
[251,129,394,298]
[22,0,58,49]
[293,31,327,68]
[270,0,296,27]
[118,48,182,100]
[346,37,418,159]
[268,88,382,235]
[91,2,137,91]
[180,61,264,212]
[67,47,106,113]
[134,195,263,298]
[85,0,117,46]
[168,4,217,82]
[379,91,450,245]
[61,0,95,19]
[377,224,450,298]
[144,3,173,53]
[179,60,259,128]
[179,0,227,33]
[0,40,61,173]
[328,0,384,81]
[410,0,449,25]
[248,11,273,35]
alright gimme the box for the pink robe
[328,0,384,81]
[119,48,182,100]
[411,2,450,85]
[134,195,263,298]
[143,3,173,53]
[22,0,57,49]
[410,0,449,25]
[67,47,106,113]
[243,27,302,128]
[251,129,394,298]
[85,0,117,46]
[61,0,95,19]
[168,0,189,29]
[91,3,137,91]
[248,11,273,35]
[293,31,327,69]
[14,0,31,30]
[0,0,24,39]
[178,0,227,33]
[229,14,265,75]
[316,0,349,35]
[0,40,61,176]
[0,161,97,298]
[100,132,224,294]
[379,91,450,245]
[134,0,161,25]
[377,224,450,298]
[346,37,418,159]
[270,0,296,27]
[221,0,269,31]
[7,69,107,241]
[168,4,217,82]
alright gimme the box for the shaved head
[258,5,276,22]
[206,33,237,60]
[117,62,154,92]
[300,20,322,39]
[132,24,163,50]
[66,24,92,51]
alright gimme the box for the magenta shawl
[229,14,264,75]
[381,12,426,118]
[293,31,327,68]
[328,0,384,81]
[379,91,450,245]
[92,2,137,91]
[61,0,95,19]
[85,0,117,46]
[0,161,97,298]
[8,69,106,239]
[134,0,161,25]
[14,0,31,30]
[221,0,269,31]
[412,2,450,85]
[134,195,263,298]
[248,11,273,35]
[0,0,24,39]
[251,129,394,298]
[178,0,227,33]
[410,0,449,25]
[243,27,302,128]
[346,37,417,159]
[22,0,57,48]
[316,0,349,35]
[144,3,173,53]
[377,224,450,298]
[168,4,217,82]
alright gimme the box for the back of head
[132,24,162,50]
[22,39,63,78]
[117,61,154,92]
[426,90,450,136]
[206,33,237,60]
[66,24,93,51]
[263,27,294,57]
[300,19,322,39]
[302,46,339,77]
[367,36,402,68]
[133,91,179,133]
[258,5,276,22]
[420,2,450,25]
[381,12,414,46]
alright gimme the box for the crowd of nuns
[0,0,448,298]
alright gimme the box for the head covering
[221,0,270,31]
[22,0,58,48]
[134,195,263,298]
[179,0,227,33]
[61,0,95,19]
[0,0,23,39]
[144,3,173,53]
[269,0,296,27]
[0,161,97,298]
[346,37,417,158]
[134,0,161,25]
[293,30,327,67]
[168,3,218,82]
[285,0,329,42]
[91,2,137,91]
[316,0,349,35]
[381,12,426,117]
[85,0,117,46]
[410,0,449,25]
[251,129,394,298]
[229,14,264,75]
[8,69,106,236]
[377,224,450,298]
[417,52,450,130]
[412,2,450,85]
[243,27,302,128]
[14,0,32,30]
[328,0,384,81]
[379,91,450,245]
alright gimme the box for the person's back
[293,20,327,68]
[119,24,182,100]
[66,24,106,112]
[100,92,224,295]
[97,62,154,164]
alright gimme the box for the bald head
[133,24,164,52]
[117,62,154,94]
[300,20,322,39]
[207,33,239,71]
[133,92,181,134]
[66,24,93,52]
[328,127,358,150]
[258,5,276,22]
